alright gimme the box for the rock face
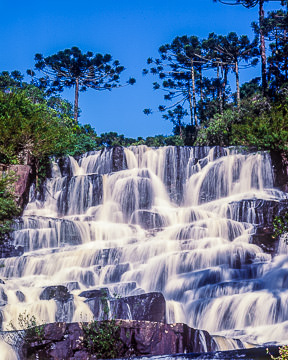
[0,244,24,259]
[79,291,166,323]
[9,165,32,207]
[227,198,288,254]
[271,150,288,192]
[111,292,166,323]
[19,320,217,360]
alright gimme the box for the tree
[143,35,205,127]
[217,32,259,107]
[34,47,135,122]
[212,0,287,93]
[0,91,74,182]
[260,9,288,90]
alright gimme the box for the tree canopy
[34,47,135,122]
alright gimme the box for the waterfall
[1,145,288,353]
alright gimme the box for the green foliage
[8,310,45,343]
[82,319,121,358]
[231,94,288,152]
[0,173,21,245]
[196,109,235,146]
[273,213,288,239]
[267,345,288,360]
[0,91,74,165]
[34,46,135,122]
[81,290,122,359]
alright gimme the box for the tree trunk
[217,63,223,114]
[74,78,79,123]
[259,0,267,94]
[188,85,194,126]
[199,67,203,102]
[191,60,198,127]
[222,66,229,109]
[235,60,240,109]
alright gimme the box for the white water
[1,145,288,356]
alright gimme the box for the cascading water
[1,145,288,356]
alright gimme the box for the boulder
[9,165,32,207]
[130,210,166,230]
[112,146,128,172]
[271,150,288,192]
[19,320,217,360]
[111,292,166,323]
[40,286,71,302]
[80,290,166,323]
[0,244,24,259]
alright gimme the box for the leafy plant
[81,290,122,359]
[273,213,288,240]
[267,345,288,360]
[8,310,45,343]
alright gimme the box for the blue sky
[0,0,283,138]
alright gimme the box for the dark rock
[250,225,277,254]
[227,199,288,225]
[80,288,110,320]
[83,291,166,323]
[55,298,75,322]
[112,146,128,172]
[57,157,74,177]
[211,146,227,161]
[19,320,218,359]
[57,174,103,216]
[0,243,24,259]
[9,165,32,207]
[111,292,166,323]
[40,285,71,302]
[79,288,109,300]
[130,210,166,229]
[16,290,25,302]
[271,150,288,192]
[65,281,80,292]
[0,288,7,306]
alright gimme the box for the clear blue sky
[0,0,282,138]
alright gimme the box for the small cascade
[1,145,288,354]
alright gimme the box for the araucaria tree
[34,47,135,122]
[143,35,204,127]
[213,0,288,94]
[216,32,259,107]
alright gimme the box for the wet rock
[82,291,166,323]
[55,299,74,323]
[57,174,103,216]
[16,290,25,302]
[79,288,109,300]
[0,244,24,258]
[250,225,277,254]
[40,285,71,302]
[112,292,166,323]
[271,150,288,192]
[211,146,227,161]
[19,320,218,359]
[0,288,7,306]
[130,210,166,230]
[112,146,128,172]
[65,281,80,292]
[227,199,288,225]
[57,157,74,177]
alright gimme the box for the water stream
[1,145,288,357]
